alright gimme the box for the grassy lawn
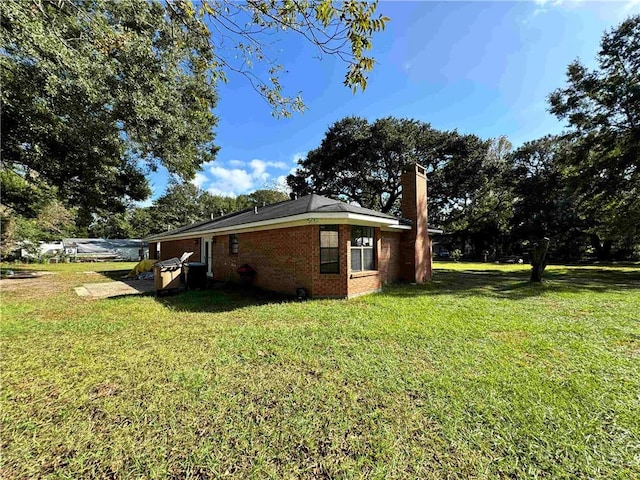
[1,262,639,479]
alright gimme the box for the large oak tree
[548,14,640,257]
[286,116,515,255]
[1,0,388,226]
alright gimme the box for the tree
[1,0,389,223]
[530,237,550,282]
[287,117,509,256]
[236,189,290,209]
[0,170,79,257]
[122,185,290,239]
[427,134,511,257]
[287,117,489,215]
[1,0,218,220]
[88,211,137,240]
[177,0,391,116]
[0,169,57,219]
[508,136,586,261]
[0,201,78,258]
[548,14,640,258]
[0,205,20,258]
[287,116,413,213]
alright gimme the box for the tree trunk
[530,237,550,282]
[590,234,613,261]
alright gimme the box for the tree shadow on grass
[102,279,297,313]
[385,267,640,300]
[98,266,639,309]
[158,284,296,313]
[96,268,134,281]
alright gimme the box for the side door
[202,238,213,276]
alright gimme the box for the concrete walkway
[75,279,155,299]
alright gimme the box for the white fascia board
[382,224,412,232]
[152,212,404,242]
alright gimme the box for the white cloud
[523,0,632,24]
[135,197,154,208]
[521,0,639,26]
[291,152,306,164]
[534,0,583,6]
[249,159,287,177]
[207,166,255,195]
[207,186,239,197]
[286,152,306,178]
[274,175,292,193]
[190,172,208,189]
[625,0,640,11]
[201,158,291,197]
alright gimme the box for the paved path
[75,279,155,299]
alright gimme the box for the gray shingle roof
[146,194,399,241]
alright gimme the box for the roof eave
[148,212,408,242]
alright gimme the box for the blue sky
[144,0,640,202]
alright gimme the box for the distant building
[62,239,147,261]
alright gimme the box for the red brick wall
[380,231,401,284]
[158,238,201,262]
[344,227,379,297]
[210,226,318,296]
[310,224,349,298]
[210,234,238,282]
[154,223,411,298]
[207,224,351,297]
[348,272,382,297]
[400,165,432,283]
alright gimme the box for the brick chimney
[399,164,432,283]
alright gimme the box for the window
[351,226,376,271]
[319,225,339,274]
[229,234,238,254]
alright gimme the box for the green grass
[1,262,639,479]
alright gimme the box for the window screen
[350,226,375,271]
[319,225,339,274]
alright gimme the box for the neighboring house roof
[146,194,410,242]
[63,239,145,248]
[62,238,146,256]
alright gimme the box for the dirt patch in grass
[0,273,65,300]
[88,383,121,400]
[489,330,530,343]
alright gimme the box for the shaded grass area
[1,262,639,478]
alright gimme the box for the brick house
[146,165,439,298]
